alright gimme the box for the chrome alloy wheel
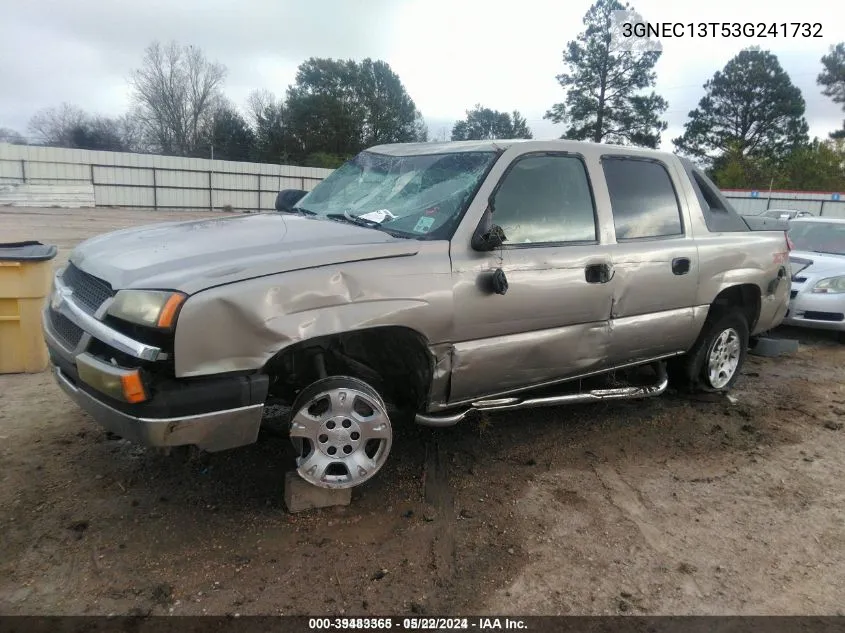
[706,327,741,389]
[289,379,392,489]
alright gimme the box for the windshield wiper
[326,211,382,229]
[325,211,411,239]
[290,205,316,216]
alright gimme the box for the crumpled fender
[173,246,453,378]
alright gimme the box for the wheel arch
[263,325,436,411]
[707,283,761,331]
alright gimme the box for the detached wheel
[288,376,392,489]
[669,308,749,392]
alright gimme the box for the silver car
[785,217,845,338]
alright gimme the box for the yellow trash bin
[0,241,58,374]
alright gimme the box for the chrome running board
[415,362,668,428]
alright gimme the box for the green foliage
[545,0,667,148]
[247,90,290,163]
[303,152,348,169]
[68,118,128,152]
[206,104,255,162]
[674,49,809,164]
[283,57,425,164]
[778,139,845,190]
[451,105,532,140]
[711,139,845,191]
[818,43,845,139]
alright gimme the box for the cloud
[0,0,840,148]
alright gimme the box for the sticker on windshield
[413,216,435,233]
[358,209,396,224]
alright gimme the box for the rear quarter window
[679,158,749,232]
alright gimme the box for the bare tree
[129,41,226,155]
[27,103,88,145]
[0,128,26,145]
[246,89,280,128]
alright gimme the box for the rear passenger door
[601,156,701,364]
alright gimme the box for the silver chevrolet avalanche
[43,140,791,489]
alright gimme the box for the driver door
[448,152,616,403]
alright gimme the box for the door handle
[585,263,613,284]
[672,257,691,275]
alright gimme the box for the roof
[366,139,678,161]
[367,139,527,155]
[790,217,845,225]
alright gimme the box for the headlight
[107,290,186,329]
[811,276,845,294]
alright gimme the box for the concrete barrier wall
[0,183,96,208]
[0,143,333,213]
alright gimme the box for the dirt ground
[1,206,845,616]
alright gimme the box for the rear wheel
[669,308,749,392]
[288,376,392,489]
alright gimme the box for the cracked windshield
[294,150,498,238]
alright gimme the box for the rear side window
[602,157,683,240]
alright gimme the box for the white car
[764,209,815,221]
[784,217,845,339]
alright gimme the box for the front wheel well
[263,326,434,411]
[708,284,761,331]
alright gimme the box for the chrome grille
[49,309,84,349]
[62,263,114,315]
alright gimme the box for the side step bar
[415,362,668,428]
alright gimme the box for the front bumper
[43,269,269,452]
[783,286,845,332]
[52,363,265,452]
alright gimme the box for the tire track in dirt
[591,463,703,600]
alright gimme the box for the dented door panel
[449,321,610,404]
[606,238,702,361]
[448,246,615,402]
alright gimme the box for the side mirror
[275,189,308,213]
[471,207,507,251]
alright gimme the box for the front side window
[602,157,683,240]
[491,154,597,245]
[295,150,498,239]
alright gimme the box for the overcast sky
[0,0,840,151]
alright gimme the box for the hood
[70,213,420,294]
[790,250,845,279]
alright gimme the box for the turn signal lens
[121,371,148,404]
[156,293,186,328]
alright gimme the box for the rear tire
[668,308,749,393]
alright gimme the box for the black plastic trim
[49,348,269,419]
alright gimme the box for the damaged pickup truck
[43,140,791,489]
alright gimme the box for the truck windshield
[294,150,498,238]
[788,221,845,256]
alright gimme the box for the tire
[668,308,749,393]
[288,376,392,489]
